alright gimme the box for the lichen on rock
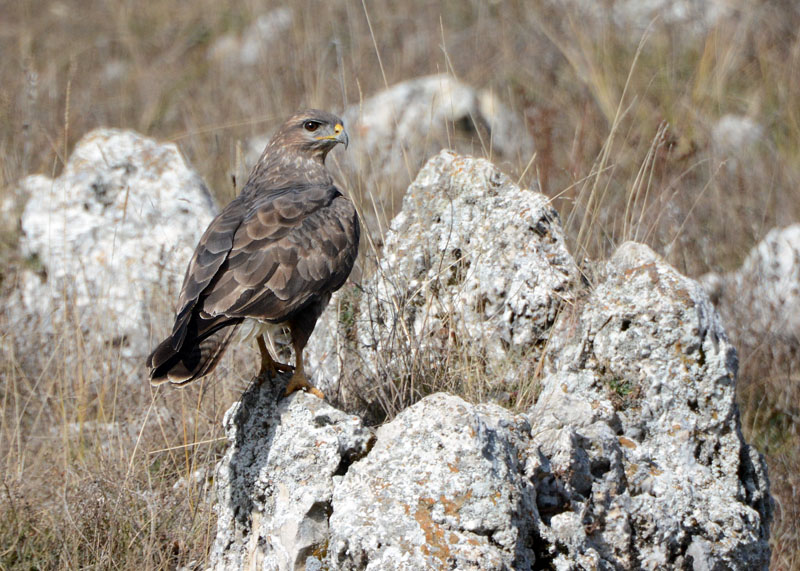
[530,242,772,569]
[210,376,373,571]
[307,150,578,404]
[210,158,771,570]
[327,393,536,570]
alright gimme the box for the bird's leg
[257,335,293,379]
[284,334,324,399]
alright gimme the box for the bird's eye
[303,121,320,132]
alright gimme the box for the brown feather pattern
[147,109,359,385]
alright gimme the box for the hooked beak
[316,123,349,149]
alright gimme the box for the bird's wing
[198,185,359,323]
[170,196,248,347]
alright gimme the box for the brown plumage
[147,109,358,398]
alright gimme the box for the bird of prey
[147,109,358,398]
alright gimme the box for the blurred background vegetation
[1,0,798,568]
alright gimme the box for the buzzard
[147,109,358,398]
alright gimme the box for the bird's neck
[246,148,333,194]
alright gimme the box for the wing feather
[196,185,359,323]
[170,198,247,345]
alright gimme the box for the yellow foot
[284,372,325,399]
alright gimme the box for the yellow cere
[316,123,345,141]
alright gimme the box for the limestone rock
[346,75,534,241]
[712,114,763,161]
[342,74,533,180]
[545,0,732,35]
[210,376,373,571]
[207,8,294,68]
[530,242,772,569]
[211,160,771,569]
[12,128,216,379]
[702,224,800,358]
[353,150,578,389]
[327,393,536,570]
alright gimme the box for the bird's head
[269,109,349,161]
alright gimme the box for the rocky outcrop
[361,149,577,380]
[210,376,372,571]
[531,242,771,569]
[702,224,800,359]
[307,150,578,402]
[212,153,771,570]
[11,128,216,379]
[211,386,539,570]
[327,394,536,570]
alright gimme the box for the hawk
[147,109,358,398]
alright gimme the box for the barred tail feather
[147,315,242,385]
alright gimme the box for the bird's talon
[284,374,324,400]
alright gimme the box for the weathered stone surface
[530,242,772,569]
[352,150,578,388]
[327,393,536,570]
[210,376,373,571]
[212,159,771,570]
[12,128,216,378]
[702,224,800,358]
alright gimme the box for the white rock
[613,0,731,31]
[712,114,764,161]
[13,128,216,379]
[530,242,772,569]
[327,393,536,570]
[346,75,534,238]
[209,377,373,571]
[702,224,800,355]
[546,0,732,34]
[343,74,533,174]
[210,158,771,570]
[208,8,294,68]
[353,150,577,388]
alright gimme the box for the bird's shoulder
[232,184,348,247]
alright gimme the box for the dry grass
[1,0,799,568]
